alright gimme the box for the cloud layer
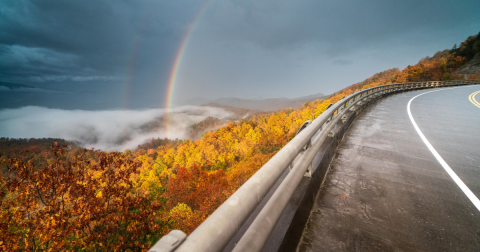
[0,0,479,107]
[0,106,232,151]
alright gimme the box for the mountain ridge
[180,92,326,111]
[178,92,325,111]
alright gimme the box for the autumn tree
[0,143,167,251]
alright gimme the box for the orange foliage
[166,165,229,213]
[0,143,167,251]
[165,165,229,233]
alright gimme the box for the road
[297,85,480,251]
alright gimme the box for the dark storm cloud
[203,0,480,53]
[1,0,479,106]
[0,0,201,85]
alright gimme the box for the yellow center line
[468,90,480,109]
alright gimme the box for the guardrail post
[327,128,335,137]
[149,230,187,252]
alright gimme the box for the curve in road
[469,90,480,108]
[408,87,480,212]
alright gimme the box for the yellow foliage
[169,203,194,232]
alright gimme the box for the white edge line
[407,87,480,212]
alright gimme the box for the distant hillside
[455,52,480,77]
[188,117,227,140]
[180,97,211,106]
[202,93,325,111]
[185,103,271,140]
[202,103,268,117]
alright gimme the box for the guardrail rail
[149,80,480,252]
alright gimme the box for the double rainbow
[164,0,213,137]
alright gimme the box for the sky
[1,0,480,109]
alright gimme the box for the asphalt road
[410,86,480,203]
[297,85,480,252]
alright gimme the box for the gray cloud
[0,0,479,108]
[202,0,480,52]
[172,0,480,99]
[0,85,66,93]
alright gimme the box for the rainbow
[164,0,212,137]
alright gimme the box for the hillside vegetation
[1,32,480,251]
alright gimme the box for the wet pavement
[296,86,480,252]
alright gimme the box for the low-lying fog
[0,106,233,151]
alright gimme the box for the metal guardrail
[149,80,480,252]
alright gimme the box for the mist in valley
[0,105,233,151]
